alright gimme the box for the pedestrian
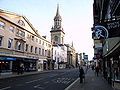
[95,66,99,76]
[91,65,94,70]
[79,66,85,83]
[20,64,24,74]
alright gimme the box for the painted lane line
[0,86,11,90]
[25,78,42,84]
[34,84,44,89]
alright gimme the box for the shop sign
[0,57,6,60]
[6,58,16,60]
[103,20,120,38]
[0,57,16,60]
[94,19,120,39]
[95,43,102,48]
[84,55,88,61]
[94,25,108,39]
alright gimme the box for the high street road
[0,68,79,90]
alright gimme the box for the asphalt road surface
[0,68,79,90]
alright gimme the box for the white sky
[0,0,94,60]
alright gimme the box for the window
[39,40,41,44]
[42,41,44,45]
[16,41,21,50]
[18,42,21,50]
[42,49,44,56]
[48,44,51,48]
[35,47,37,54]
[0,36,3,46]
[30,46,33,52]
[0,21,5,29]
[39,48,41,55]
[16,29,25,37]
[36,38,38,43]
[16,29,19,35]
[32,36,34,41]
[18,20,25,26]
[25,44,28,52]
[55,50,56,55]
[48,50,50,56]
[8,38,13,48]
[9,26,14,33]
[45,50,47,56]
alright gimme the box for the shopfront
[0,57,16,73]
[0,56,38,73]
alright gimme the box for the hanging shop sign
[94,25,108,39]
[93,19,120,39]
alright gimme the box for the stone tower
[50,4,65,44]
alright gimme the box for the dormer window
[18,20,25,26]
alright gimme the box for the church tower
[50,4,65,44]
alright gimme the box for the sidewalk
[65,69,114,90]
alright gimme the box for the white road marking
[34,85,44,89]
[0,86,11,90]
[65,78,79,90]
[25,78,42,84]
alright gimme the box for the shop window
[9,26,14,33]
[0,36,3,46]
[8,38,13,48]
[0,61,10,71]
[0,21,5,30]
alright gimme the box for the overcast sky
[0,0,94,60]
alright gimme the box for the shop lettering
[107,21,120,29]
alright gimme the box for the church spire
[54,4,62,21]
[56,4,59,16]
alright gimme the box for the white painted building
[52,44,67,69]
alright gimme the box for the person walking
[95,66,99,76]
[79,66,85,83]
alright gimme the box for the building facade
[0,9,52,74]
[65,44,76,68]
[92,0,120,88]
[52,44,67,69]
